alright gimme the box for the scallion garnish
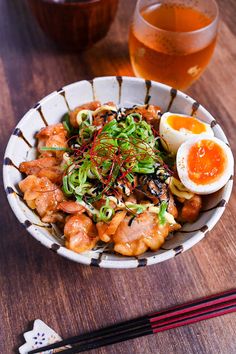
[159,201,168,225]
[40,146,71,152]
[61,105,173,218]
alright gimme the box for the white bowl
[3,76,234,268]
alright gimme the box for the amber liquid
[129,3,216,89]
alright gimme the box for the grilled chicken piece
[57,201,85,214]
[64,214,99,253]
[19,175,65,223]
[126,104,161,130]
[69,101,101,127]
[167,193,178,219]
[124,194,137,204]
[93,197,117,211]
[114,239,148,256]
[113,212,160,244]
[113,212,180,256]
[93,101,117,127]
[19,157,63,184]
[37,123,68,159]
[96,211,127,243]
[179,195,202,223]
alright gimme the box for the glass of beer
[129,0,219,90]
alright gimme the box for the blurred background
[0,0,235,130]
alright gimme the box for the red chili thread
[63,115,175,198]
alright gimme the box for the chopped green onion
[128,113,142,121]
[126,173,134,183]
[76,195,82,202]
[159,201,168,225]
[76,110,92,125]
[125,203,147,213]
[62,113,73,133]
[62,176,73,196]
[102,120,118,132]
[40,146,71,152]
[98,198,115,222]
[60,105,168,206]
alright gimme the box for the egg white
[176,135,234,195]
[159,113,214,154]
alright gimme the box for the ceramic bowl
[27,0,119,50]
[3,76,233,268]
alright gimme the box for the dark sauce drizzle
[144,80,152,105]
[37,105,48,126]
[128,215,136,226]
[58,88,71,112]
[116,76,123,105]
[89,79,96,101]
[166,88,177,111]
[4,157,20,171]
[6,186,23,198]
[191,101,200,116]
[13,128,32,148]
[210,120,217,128]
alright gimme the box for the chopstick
[29,288,235,353]
[28,289,236,354]
[59,301,236,353]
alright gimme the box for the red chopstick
[28,289,236,354]
[59,301,236,353]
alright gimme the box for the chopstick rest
[19,319,70,354]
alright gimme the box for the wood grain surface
[0,1,236,353]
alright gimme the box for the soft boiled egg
[177,135,234,194]
[159,113,214,153]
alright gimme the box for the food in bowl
[18,100,232,256]
[159,112,214,153]
[177,136,233,194]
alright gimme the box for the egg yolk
[167,115,206,134]
[187,140,226,185]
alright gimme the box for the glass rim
[38,0,101,6]
[136,0,219,36]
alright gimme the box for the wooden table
[0,1,235,353]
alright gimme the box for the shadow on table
[1,0,57,55]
